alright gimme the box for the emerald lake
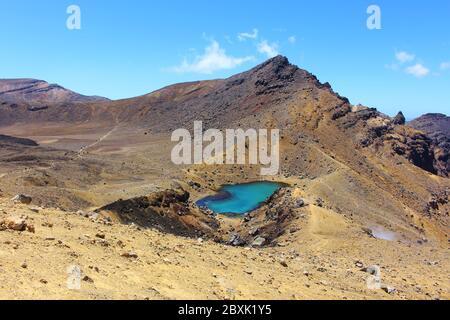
[196,181,286,215]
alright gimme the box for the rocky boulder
[392,111,406,125]
[0,215,35,233]
[11,194,33,205]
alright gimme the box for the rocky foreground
[1,193,448,300]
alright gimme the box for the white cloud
[257,40,279,58]
[395,51,415,64]
[171,41,253,74]
[288,36,296,44]
[405,64,430,78]
[440,61,450,70]
[238,28,258,41]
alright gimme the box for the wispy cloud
[395,51,415,64]
[440,61,450,70]
[257,40,279,58]
[288,36,296,44]
[238,28,258,41]
[388,51,431,78]
[170,41,253,74]
[405,63,430,78]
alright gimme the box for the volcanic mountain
[0,79,108,104]
[1,57,447,174]
[0,79,108,125]
[0,56,448,231]
[0,56,449,300]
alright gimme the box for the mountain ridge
[0,78,109,106]
[0,56,448,178]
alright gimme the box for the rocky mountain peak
[260,55,291,68]
[393,111,406,125]
[250,55,299,80]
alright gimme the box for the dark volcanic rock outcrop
[0,134,38,146]
[391,131,437,174]
[97,189,219,238]
[226,187,300,247]
[393,111,406,125]
[409,114,450,176]
[332,104,447,176]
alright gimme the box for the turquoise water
[196,181,286,215]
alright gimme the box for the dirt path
[78,125,120,157]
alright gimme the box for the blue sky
[0,0,449,118]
